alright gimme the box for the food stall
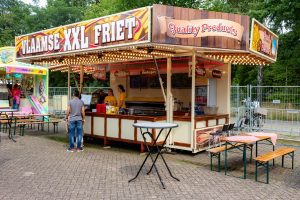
[15,5,278,152]
[0,46,49,114]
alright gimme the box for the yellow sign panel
[250,19,279,61]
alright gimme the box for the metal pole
[257,65,263,103]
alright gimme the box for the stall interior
[106,56,225,117]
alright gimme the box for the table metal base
[129,127,180,189]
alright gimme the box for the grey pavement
[0,127,300,200]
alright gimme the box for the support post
[80,65,84,93]
[166,57,172,123]
[68,65,71,101]
[166,57,173,147]
[191,51,196,150]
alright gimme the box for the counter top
[86,112,166,121]
[86,112,228,122]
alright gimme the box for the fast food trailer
[15,4,278,153]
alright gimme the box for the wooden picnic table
[12,113,51,131]
[222,134,276,179]
[0,109,19,142]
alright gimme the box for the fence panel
[48,87,109,116]
[231,85,300,140]
[49,87,110,97]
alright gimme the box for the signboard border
[15,6,152,60]
[249,18,279,62]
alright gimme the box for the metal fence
[231,85,300,140]
[48,87,109,116]
[49,87,110,97]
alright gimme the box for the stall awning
[0,46,48,75]
[0,62,47,75]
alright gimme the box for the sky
[21,0,47,7]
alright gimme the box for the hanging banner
[250,19,279,61]
[15,7,150,59]
[157,17,244,41]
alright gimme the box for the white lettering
[102,23,110,43]
[94,25,101,44]
[71,27,80,50]
[21,40,27,54]
[80,26,88,49]
[111,21,116,42]
[36,37,41,52]
[26,40,31,54]
[48,35,54,51]
[125,17,136,39]
[64,29,72,51]
[54,33,60,50]
[116,20,125,41]
[41,36,48,52]
[30,38,36,53]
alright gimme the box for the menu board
[81,94,92,105]
[250,19,279,61]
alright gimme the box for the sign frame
[249,18,279,62]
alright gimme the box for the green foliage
[0,0,32,46]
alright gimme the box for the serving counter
[84,112,229,152]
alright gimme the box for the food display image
[250,19,278,61]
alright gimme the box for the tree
[0,0,33,46]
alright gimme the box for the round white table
[129,122,180,189]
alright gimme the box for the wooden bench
[1,118,41,133]
[254,147,295,184]
[18,118,62,135]
[207,143,250,172]
[47,119,62,133]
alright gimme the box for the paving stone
[0,129,299,200]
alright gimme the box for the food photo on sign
[93,69,106,80]
[250,19,278,61]
[114,70,130,78]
